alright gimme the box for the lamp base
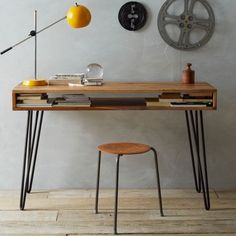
[22,79,48,86]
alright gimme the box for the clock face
[118,2,147,31]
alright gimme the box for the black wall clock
[118,2,147,31]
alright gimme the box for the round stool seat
[98,142,151,155]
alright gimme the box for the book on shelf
[182,98,213,103]
[159,98,183,102]
[160,93,181,98]
[51,94,91,107]
[17,93,46,96]
[53,100,91,107]
[47,93,65,99]
[89,93,160,98]
[18,99,48,105]
[91,97,146,106]
[16,103,53,108]
[47,93,89,101]
[159,98,213,103]
[55,100,91,106]
[16,93,50,107]
[156,92,213,104]
[145,98,158,106]
[145,98,170,107]
[62,94,88,100]
[158,93,182,102]
[17,93,48,100]
[170,101,213,107]
[53,103,91,107]
[147,102,171,107]
[182,92,213,98]
[16,95,54,107]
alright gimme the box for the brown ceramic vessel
[182,63,195,84]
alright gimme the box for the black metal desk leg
[20,111,44,210]
[20,111,31,210]
[185,110,210,210]
[27,111,44,193]
[185,111,201,192]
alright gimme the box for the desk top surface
[13,82,216,94]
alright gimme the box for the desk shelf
[12,82,217,111]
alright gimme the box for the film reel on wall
[158,0,215,50]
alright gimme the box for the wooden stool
[95,142,164,234]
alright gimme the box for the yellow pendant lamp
[67,4,91,28]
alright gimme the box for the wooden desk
[12,82,217,210]
[13,82,217,111]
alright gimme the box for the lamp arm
[1,16,66,55]
[37,16,66,34]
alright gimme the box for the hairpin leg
[185,110,210,210]
[20,110,44,210]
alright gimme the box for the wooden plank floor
[0,189,235,235]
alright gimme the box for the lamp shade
[67,4,91,28]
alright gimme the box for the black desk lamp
[1,3,91,86]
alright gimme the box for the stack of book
[145,98,160,107]
[48,74,84,86]
[49,79,82,86]
[170,101,212,107]
[171,93,213,107]
[48,75,103,86]
[53,94,91,107]
[146,93,182,107]
[82,77,103,86]
[146,92,213,107]
[16,93,52,107]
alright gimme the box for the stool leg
[151,148,164,216]
[95,151,101,214]
[114,154,121,234]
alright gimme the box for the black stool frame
[95,147,164,234]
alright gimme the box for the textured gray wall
[0,0,235,190]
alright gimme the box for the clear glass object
[85,63,103,78]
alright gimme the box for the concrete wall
[0,0,235,190]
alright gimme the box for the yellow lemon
[67,4,91,28]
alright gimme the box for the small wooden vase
[181,63,195,84]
